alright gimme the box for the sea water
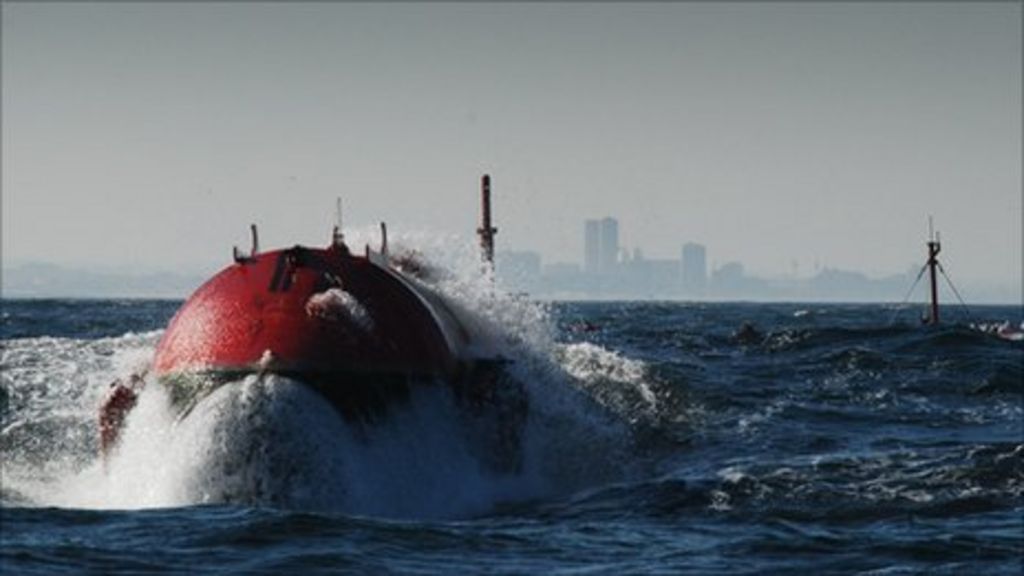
[1,295,1021,574]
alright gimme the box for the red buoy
[152,245,459,381]
[99,178,526,470]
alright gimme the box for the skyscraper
[681,242,707,295]
[584,217,620,275]
[584,219,600,275]
[599,217,619,274]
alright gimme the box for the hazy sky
[3,2,1021,293]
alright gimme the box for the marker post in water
[926,217,941,325]
[477,174,497,268]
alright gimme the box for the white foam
[306,288,374,331]
[1,236,668,518]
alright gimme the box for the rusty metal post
[477,174,497,265]
[927,238,941,324]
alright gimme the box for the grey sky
[3,2,1021,294]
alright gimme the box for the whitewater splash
[1,234,676,518]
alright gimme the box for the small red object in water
[98,380,139,455]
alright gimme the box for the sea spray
[0,235,675,517]
[1,332,160,492]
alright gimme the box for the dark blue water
[2,299,1021,574]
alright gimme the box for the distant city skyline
[491,215,1017,303]
[2,228,1015,303]
[3,3,1020,297]
[2,211,1017,303]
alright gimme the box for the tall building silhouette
[599,217,619,274]
[681,242,707,295]
[584,219,600,275]
[584,217,620,274]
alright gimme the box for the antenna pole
[332,198,345,247]
[477,174,497,265]
[926,221,941,325]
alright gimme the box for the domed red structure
[100,176,524,467]
[153,243,461,384]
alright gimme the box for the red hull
[100,176,525,466]
[153,245,463,382]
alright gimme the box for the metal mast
[332,198,345,248]
[477,174,497,265]
[926,217,941,325]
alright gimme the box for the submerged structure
[99,176,525,469]
[897,218,972,326]
[924,221,942,325]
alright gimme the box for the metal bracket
[233,224,259,264]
